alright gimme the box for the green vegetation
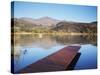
[11,18,97,35]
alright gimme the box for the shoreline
[11,32,97,35]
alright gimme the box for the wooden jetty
[17,46,81,73]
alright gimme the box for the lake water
[12,34,97,72]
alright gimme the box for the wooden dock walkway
[17,46,81,73]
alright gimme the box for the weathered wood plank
[17,46,81,73]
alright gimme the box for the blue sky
[12,1,97,23]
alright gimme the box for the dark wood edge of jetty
[16,46,81,73]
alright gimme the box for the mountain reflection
[13,34,97,49]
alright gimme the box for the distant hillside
[11,17,97,33]
[18,17,60,26]
[53,21,97,33]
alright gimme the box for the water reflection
[13,34,97,60]
[14,34,97,47]
[12,34,97,72]
[75,44,97,69]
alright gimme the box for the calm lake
[12,34,97,72]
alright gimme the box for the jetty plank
[17,46,81,73]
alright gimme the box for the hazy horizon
[13,16,97,23]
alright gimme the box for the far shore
[11,32,97,35]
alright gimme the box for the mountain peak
[18,17,60,26]
[37,16,56,20]
[42,16,51,19]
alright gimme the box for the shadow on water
[66,53,81,70]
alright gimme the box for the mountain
[53,21,97,33]
[12,18,37,28]
[12,17,97,33]
[19,17,60,26]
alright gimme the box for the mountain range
[17,17,60,26]
[11,17,97,33]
